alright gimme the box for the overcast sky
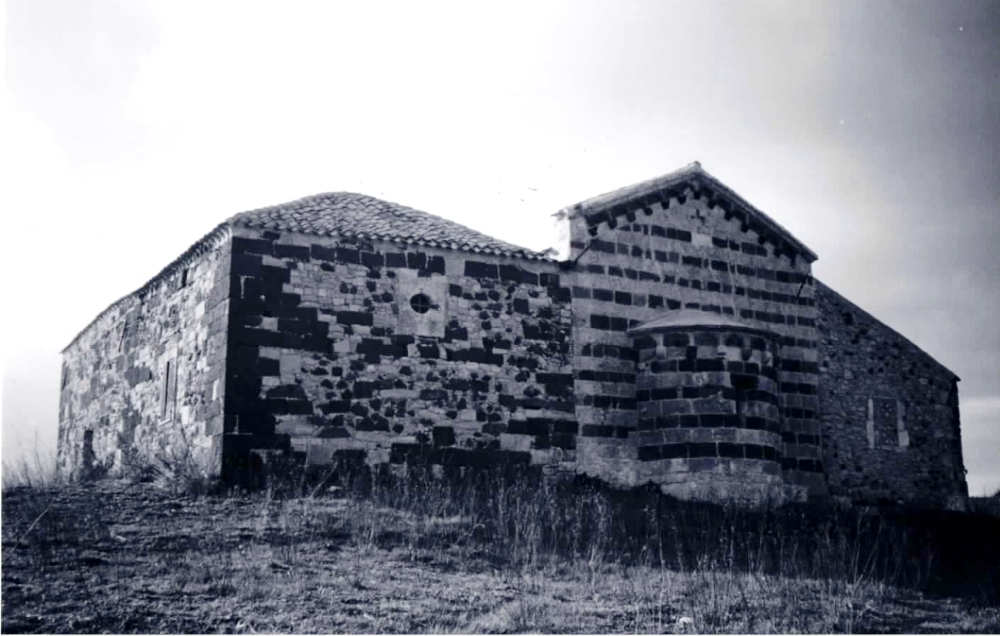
[2,0,997,494]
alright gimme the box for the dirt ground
[2,480,998,633]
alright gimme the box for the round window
[410,293,432,314]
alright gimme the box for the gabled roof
[230,192,547,260]
[62,192,546,351]
[560,162,818,263]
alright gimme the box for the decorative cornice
[560,162,818,264]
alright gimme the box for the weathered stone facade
[816,282,967,508]
[58,226,231,480]
[222,226,574,481]
[58,163,968,508]
[563,174,825,502]
[627,317,795,504]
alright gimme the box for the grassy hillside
[2,468,999,633]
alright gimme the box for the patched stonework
[58,162,968,509]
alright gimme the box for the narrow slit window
[118,315,130,352]
[161,359,178,419]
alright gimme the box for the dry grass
[969,492,1000,518]
[4,465,1000,634]
[2,447,61,492]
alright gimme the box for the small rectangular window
[82,430,95,472]
[868,396,902,449]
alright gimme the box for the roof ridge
[557,162,704,215]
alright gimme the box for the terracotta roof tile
[229,192,547,259]
[62,192,548,352]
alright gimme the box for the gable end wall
[566,186,825,498]
[815,281,967,508]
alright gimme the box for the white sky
[2,0,998,494]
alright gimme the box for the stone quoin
[57,162,969,508]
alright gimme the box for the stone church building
[58,163,969,508]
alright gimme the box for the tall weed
[309,461,1000,604]
[2,446,61,492]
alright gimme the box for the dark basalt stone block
[407,252,427,270]
[432,426,456,447]
[264,399,313,415]
[265,384,307,399]
[317,426,351,438]
[336,311,373,326]
[464,261,499,279]
[637,445,661,461]
[336,247,360,264]
[310,244,337,261]
[355,416,389,431]
[233,237,272,255]
[319,400,351,414]
[275,244,310,260]
[361,252,384,268]
[385,253,406,268]
[426,255,445,274]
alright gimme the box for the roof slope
[230,192,546,259]
[63,192,545,351]
[815,279,959,381]
[560,162,818,263]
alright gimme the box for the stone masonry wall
[223,226,574,480]
[57,184,967,510]
[58,231,231,480]
[815,281,968,508]
[566,186,825,496]
[631,326,794,503]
